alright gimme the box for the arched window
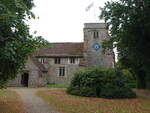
[93,31,99,39]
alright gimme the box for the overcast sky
[28,0,113,42]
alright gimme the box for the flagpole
[93,1,96,22]
[85,0,98,22]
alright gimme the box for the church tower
[83,23,114,68]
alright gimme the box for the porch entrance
[21,73,29,87]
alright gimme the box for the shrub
[126,82,137,88]
[122,69,137,88]
[44,84,68,88]
[67,67,136,98]
[0,80,8,89]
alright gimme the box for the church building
[9,23,114,87]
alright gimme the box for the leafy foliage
[67,68,136,99]
[100,0,150,89]
[122,69,136,88]
[0,0,48,87]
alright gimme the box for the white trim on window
[58,67,65,77]
[54,57,61,64]
[38,58,46,64]
[76,58,80,64]
[57,67,60,77]
[68,58,80,65]
[68,58,70,64]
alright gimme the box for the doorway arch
[21,73,29,87]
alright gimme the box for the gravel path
[133,89,150,99]
[10,88,60,113]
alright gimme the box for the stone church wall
[46,58,85,85]
[9,58,42,87]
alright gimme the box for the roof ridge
[37,42,84,57]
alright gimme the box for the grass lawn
[44,84,68,88]
[37,90,150,113]
[0,89,25,113]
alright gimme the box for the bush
[67,67,136,99]
[126,82,137,88]
[122,69,137,88]
[0,80,8,89]
[44,84,68,88]
[67,86,97,97]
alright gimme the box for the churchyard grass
[0,89,25,113]
[37,90,150,113]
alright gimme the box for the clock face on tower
[93,43,101,51]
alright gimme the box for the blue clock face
[93,43,101,51]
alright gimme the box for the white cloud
[28,0,113,42]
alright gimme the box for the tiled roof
[36,42,84,57]
[31,57,47,72]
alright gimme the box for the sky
[28,0,113,42]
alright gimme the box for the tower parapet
[84,23,106,29]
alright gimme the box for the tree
[100,0,150,89]
[0,0,48,87]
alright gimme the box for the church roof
[31,57,47,72]
[36,42,84,57]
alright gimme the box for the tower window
[55,57,61,64]
[93,31,99,39]
[59,67,65,76]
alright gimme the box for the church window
[59,67,65,76]
[70,58,75,64]
[38,58,46,64]
[55,57,61,64]
[93,31,99,39]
